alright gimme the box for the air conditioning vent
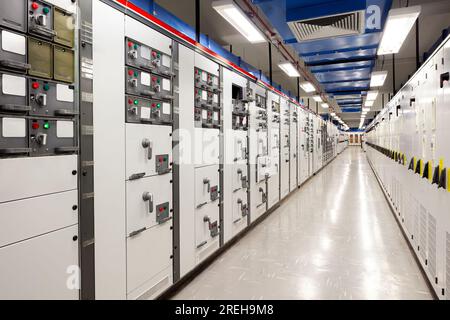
[288,11,365,42]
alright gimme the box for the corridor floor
[173,147,433,300]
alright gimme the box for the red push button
[128,41,133,48]
[128,70,133,76]
[32,122,39,130]
[31,2,39,10]
[32,82,39,89]
[159,207,164,212]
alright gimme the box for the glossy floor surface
[173,148,433,300]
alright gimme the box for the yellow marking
[439,158,444,176]
[429,161,433,182]
[448,168,450,192]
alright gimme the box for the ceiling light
[366,90,378,101]
[378,6,421,55]
[299,81,316,93]
[321,103,329,109]
[365,100,374,107]
[370,71,388,87]
[278,61,300,77]
[212,0,266,44]
[313,95,323,102]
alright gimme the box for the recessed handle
[142,138,153,160]
[142,192,153,213]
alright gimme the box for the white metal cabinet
[125,123,172,179]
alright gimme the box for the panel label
[56,121,74,138]
[162,55,171,68]
[56,84,74,102]
[2,118,26,137]
[140,107,150,119]
[2,74,26,96]
[1,30,26,55]
[162,78,171,91]
[140,46,151,60]
[140,72,151,86]
[162,103,170,115]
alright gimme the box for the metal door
[54,45,74,83]
[28,37,53,79]
[0,0,27,32]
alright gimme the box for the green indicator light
[134,71,138,77]
[43,7,50,14]
[157,79,160,84]
[134,44,138,50]
[43,122,50,130]
[157,104,161,109]
[43,84,50,91]
[134,100,139,105]
[157,54,160,58]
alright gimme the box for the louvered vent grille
[288,11,365,42]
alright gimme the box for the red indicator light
[32,82,39,89]
[128,41,133,48]
[31,2,39,10]
[152,52,157,58]
[128,99,132,104]
[152,103,156,108]
[128,70,133,76]
[32,122,39,130]
[159,207,164,212]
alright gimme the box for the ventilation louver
[288,11,365,42]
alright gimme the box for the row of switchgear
[0,0,342,300]
[0,0,79,300]
[365,33,450,300]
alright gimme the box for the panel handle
[142,192,153,213]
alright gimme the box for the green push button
[43,7,50,14]
[43,122,50,129]
[43,84,50,91]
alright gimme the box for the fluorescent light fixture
[313,95,323,102]
[365,100,374,107]
[278,61,300,77]
[212,0,266,44]
[299,81,316,93]
[321,103,329,109]
[378,6,421,55]
[366,91,379,101]
[370,71,388,87]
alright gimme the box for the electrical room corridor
[173,148,433,300]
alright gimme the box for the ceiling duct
[288,11,365,42]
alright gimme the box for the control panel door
[0,29,29,73]
[54,45,74,83]
[256,155,268,183]
[232,189,248,223]
[195,202,220,249]
[0,73,28,115]
[29,119,77,156]
[195,165,220,209]
[0,155,78,203]
[126,175,172,235]
[54,7,75,47]
[126,67,172,100]
[28,37,53,79]
[29,80,75,117]
[232,162,248,192]
[0,116,29,156]
[0,0,27,32]
[28,0,55,40]
[0,225,79,300]
[194,128,220,166]
[232,131,247,162]
[126,222,172,297]
[125,123,172,179]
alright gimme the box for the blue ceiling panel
[341,108,362,113]
[293,33,382,55]
[302,48,377,64]
[323,80,370,91]
[336,99,363,105]
[310,61,374,73]
[314,69,372,83]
